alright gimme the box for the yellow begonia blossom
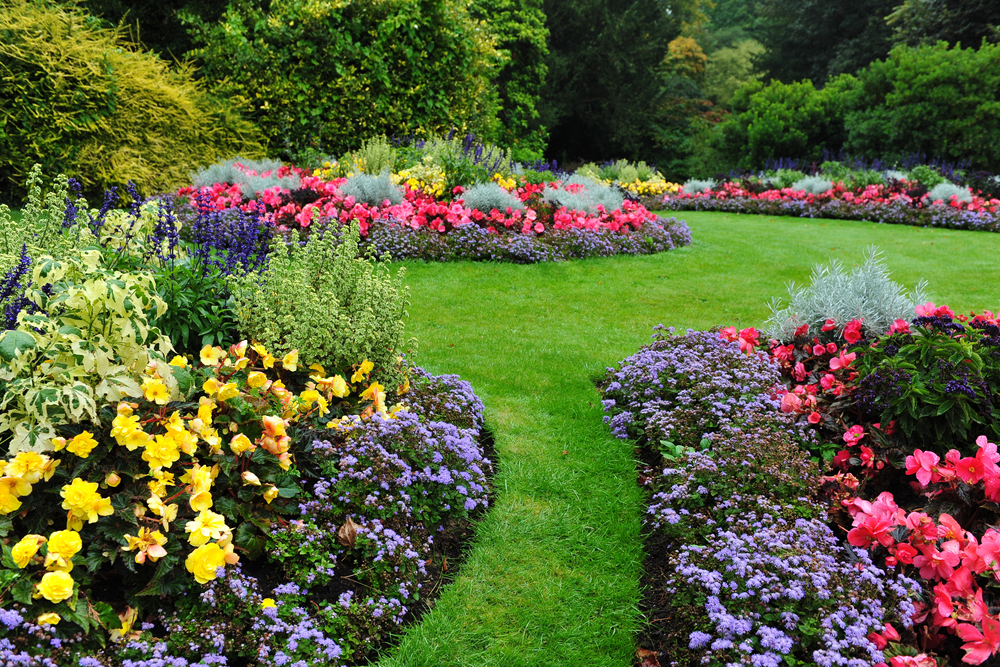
[241,471,261,486]
[185,510,230,547]
[397,377,410,395]
[142,378,169,405]
[11,534,46,568]
[351,360,374,383]
[232,340,248,358]
[315,395,329,416]
[110,607,138,643]
[44,530,82,572]
[216,383,240,402]
[261,415,287,438]
[200,345,225,367]
[308,363,325,377]
[142,434,181,470]
[51,437,66,451]
[251,342,269,358]
[60,478,112,526]
[201,427,222,454]
[233,357,249,370]
[0,475,32,514]
[299,389,320,407]
[5,452,57,484]
[281,350,298,371]
[169,355,187,368]
[198,397,216,423]
[261,353,276,369]
[116,402,135,417]
[246,372,267,389]
[123,527,168,564]
[203,377,220,397]
[263,485,280,504]
[146,493,179,531]
[229,433,254,455]
[185,542,228,584]
[105,472,121,487]
[330,375,350,398]
[147,470,175,497]
[360,382,384,401]
[35,570,74,603]
[36,612,60,626]
[66,431,98,458]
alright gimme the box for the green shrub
[0,0,264,202]
[185,0,501,160]
[344,135,397,176]
[228,223,411,391]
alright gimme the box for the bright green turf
[378,212,1000,667]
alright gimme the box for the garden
[3,0,1000,665]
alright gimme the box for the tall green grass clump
[0,0,264,202]
[228,223,411,389]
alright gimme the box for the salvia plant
[765,247,929,342]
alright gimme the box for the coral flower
[906,449,942,487]
[123,528,168,564]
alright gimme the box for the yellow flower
[123,429,149,452]
[11,534,46,568]
[261,598,277,609]
[5,452,57,484]
[35,570,74,603]
[60,478,112,525]
[308,362,326,377]
[146,493,179,531]
[299,389,320,407]
[263,485,280,504]
[142,378,169,405]
[281,350,299,371]
[251,342,269,358]
[185,543,228,584]
[397,377,410,395]
[111,413,141,446]
[185,510,230,547]
[216,383,239,402]
[351,360,374,383]
[198,397,216,424]
[0,476,32,514]
[262,415,287,438]
[330,375,350,398]
[147,470,175,497]
[66,431,98,458]
[315,395,329,416]
[232,340,248,358]
[116,402,135,417]
[201,427,222,454]
[360,382,384,401]
[44,530,82,572]
[105,472,121,487]
[169,355,188,368]
[51,437,66,451]
[203,377,220,397]
[200,345,225,367]
[261,353,276,369]
[142,434,181,470]
[110,607,138,643]
[233,357,249,370]
[36,612,60,626]
[229,433,254,455]
[123,527,168,564]
[246,371,267,389]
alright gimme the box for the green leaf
[0,516,13,537]
[1,543,16,569]
[0,330,35,361]
[11,576,33,605]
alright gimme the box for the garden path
[378,212,1000,667]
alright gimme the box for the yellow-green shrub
[0,0,264,202]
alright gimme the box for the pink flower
[820,373,837,391]
[906,449,941,487]
[913,540,961,580]
[812,344,827,356]
[780,392,802,414]
[957,456,987,484]
[738,327,759,354]
[843,318,864,344]
[719,326,738,342]
[822,318,837,331]
[843,425,865,446]
[957,615,1000,665]
[807,411,822,424]
[829,350,856,371]
[793,362,807,381]
[794,324,810,337]
[888,319,911,335]
[826,342,838,354]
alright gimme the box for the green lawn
[378,211,1000,667]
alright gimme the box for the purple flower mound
[600,327,788,447]
[358,216,692,263]
[676,504,921,667]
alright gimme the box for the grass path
[379,212,1000,667]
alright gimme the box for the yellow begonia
[308,363,325,377]
[60,478,112,526]
[66,431,98,458]
[234,357,249,370]
[5,452,58,484]
[105,472,121,487]
[35,570,74,603]
[263,485,280,504]
[216,383,240,402]
[246,372,267,389]
[142,378,169,405]
[11,534,46,568]
[117,402,135,417]
[147,470,175,497]
[123,527,168,564]
[198,397,216,424]
[229,433,254,455]
[169,355,187,368]
[397,377,410,395]
[281,350,298,371]
[147,493,179,531]
[110,607,138,643]
[36,612,61,626]
[0,476,31,514]
[44,530,82,572]
[241,471,261,486]
[251,342,269,358]
[203,377,220,397]
[185,542,228,584]
[330,375,350,398]
[185,510,230,547]
[142,435,181,470]
[200,345,225,367]
[351,360,374,383]
[233,340,248,358]
[299,389,320,406]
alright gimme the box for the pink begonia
[829,350,856,370]
[905,449,941,486]
[888,319,911,335]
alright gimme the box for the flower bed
[176,160,691,263]
[603,298,1000,666]
[661,181,1000,233]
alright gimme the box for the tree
[752,0,897,84]
[77,0,229,59]
[539,0,682,162]
[887,0,1000,49]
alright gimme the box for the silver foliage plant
[459,182,525,213]
[926,182,973,204]
[339,172,404,206]
[790,176,833,195]
[543,175,624,214]
[191,157,301,199]
[765,247,929,342]
[681,178,717,194]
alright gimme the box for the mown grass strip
[378,212,1000,667]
